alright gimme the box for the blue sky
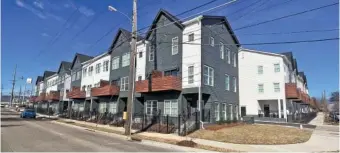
[1,0,339,98]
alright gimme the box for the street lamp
[108,6,132,22]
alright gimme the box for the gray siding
[57,65,70,91]
[201,18,239,120]
[109,33,131,81]
[71,58,82,87]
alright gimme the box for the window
[111,57,120,70]
[225,74,230,90]
[188,33,194,42]
[274,63,280,72]
[188,66,194,84]
[274,83,280,92]
[145,100,158,115]
[258,65,263,74]
[95,63,101,74]
[88,66,93,76]
[164,100,178,116]
[76,71,81,80]
[149,46,154,61]
[233,52,237,67]
[229,104,233,120]
[220,42,224,59]
[98,102,107,113]
[231,77,237,92]
[83,68,87,78]
[210,37,214,47]
[108,102,117,114]
[226,48,231,64]
[258,84,264,93]
[103,60,109,72]
[139,51,143,58]
[71,72,76,81]
[215,103,219,121]
[234,105,238,120]
[122,53,130,67]
[138,76,142,81]
[120,76,129,91]
[164,69,178,76]
[203,65,214,86]
[172,37,178,55]
[222,103,226,120]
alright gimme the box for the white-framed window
[76,70,81,80]
[139,51,143,58]
[258,84,264,93]
[215,103,219,121]
[111,57,120,70]
[83,68,87,78]
[108,102,117,114]
[225,74,230,90]
[88,66,93,76]
[149,46,154,61]
[120,76,129,91]
[274,83,280,92]
[274,63,280,72]
[188,66,194,84]
[210,37,214,47]
[233,77,237,92]
[220,42,224,59]
[222,103,226,120]
[145,100,158,115]
[71,72,76,81]
[233,52,237,67]
[98,102,107,113]
[234,105,238,120]
[122,53,130,67]
[188,33,194,42]
[229,104,233,119]
[258,65,263,74]
[164,100,178,116]
[203,65,214,86]
[172,37,178,55]
[226,48,231,64]
[103,60,109,72]
[96,63,101,74]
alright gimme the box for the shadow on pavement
[1,124,22,128]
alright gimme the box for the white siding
[63,73,71,101]
[45,74,58,93]
[238,50,287,115]
[182,18,202,88]
[135,41,148,81]
[38,82,44,94]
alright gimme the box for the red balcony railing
[285,83,299,99]
[36,93,46,101]
[29,96,38,102]
[91,84,119,97]
[136,70,182,93]
[46,91,60,101]
[67,87,86,99]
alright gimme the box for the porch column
[283,99,287,120]
[278,99,281,118]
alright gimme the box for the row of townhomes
[30,9,317,134]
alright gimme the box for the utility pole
[10,65,17,107]
[124,0,137,136]
[18,86,22,105]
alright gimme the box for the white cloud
[41,33,50,37]
[78,6,95,17]
[33,0,44,9]
[15,0,46,19]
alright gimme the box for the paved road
[1,108,193,152]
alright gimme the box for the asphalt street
[1,108,195,152]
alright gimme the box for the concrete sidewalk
[308,112,324,126]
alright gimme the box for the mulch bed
[176,140,197,147]
[205,122,245,131]
[132,123,176,133]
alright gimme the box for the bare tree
[329,91,339,112]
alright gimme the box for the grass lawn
[189,124,312,145]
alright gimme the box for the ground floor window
[145,100,158,115]
[98,102,107,113]
[233,105,238,120]
[228,104,233,120]
[215,103,220,121]
[164,99,178,116]
[108,102,117,114]
[222,103,226,120]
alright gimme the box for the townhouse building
[57,61,72,112]
[238,48,313,122]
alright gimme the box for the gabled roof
[57,61,72,74]
[281,52,299,73]
[145,9,185,39]
[43,71,56,80]
[70,53,94,69]
[298,71,307,86]
[201,15,240,45]
[35,76,43,85]
[108,28,144,54]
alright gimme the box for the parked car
[20,108,36,118]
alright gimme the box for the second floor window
[274,63,280,72]
[83,68,87,78]
[233,52,237,67]
[76,70,81,80]
[220,42,224,59]
[274,83,280,92]
[112,57,120,70]
[232,77,237,92]
[258,84,264,93]
[120,76,129,91]
[203,65,214,86]
[258,65,263,74]
[139,51,143,58]
[188,33,194,42]
[122,53,130,67]
[96,63,101,74]
[226,48,231,64]
[225,74,230,90]
[188,66,194,84]
[172,37,178,55]
[103,60,109,72]
[88,66,93,76]
[149,46,154,61]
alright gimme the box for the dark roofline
[35,76,43,85]
[70,53,94,69]
[108,28,144,54]
[57,61,72,74]
[43,71,56,80]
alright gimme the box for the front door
[264,104,270,117]
[241,106,246,117]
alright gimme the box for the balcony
[67,87,86,99]
[46,91,60,101]
[91,84,119,97]
[285,83,299,99]
[36,93,46,101]
[136,70,182,93]
[29,96,37,102]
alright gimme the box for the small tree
[329,91,339,112]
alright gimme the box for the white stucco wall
[182,17,202,88]
[239,49,287,115]
[135,41,148,81]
